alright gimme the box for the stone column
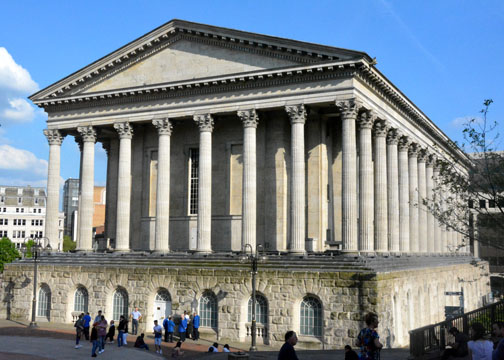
[374,119,388,252]
[194,114,214,253]
[238,109,259,252]
[76,126,96,251]
[286,104,307,254]
[433,164,442,253]
[417,150,427,253]
[153,118,173,252]
[104,138,119,246]
[398,136,410,252]
[426,156,435,253]
[386,128,400,253]
[337,99,359,252]
[408,143,419,252]
[75,138,83,244]
[43,129,65,250]
[358,111,374,252]
[113,122,133,251]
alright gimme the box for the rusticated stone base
[0,253,489,349]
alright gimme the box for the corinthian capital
[373,119,388,137]
[285,104,307,125]
[357,111,374,130]
[398,135,410,152]
[408,143,419,158]
[427,154,436,168]
[43,129,64,146]
[194,114,214,132]
[386,128,399,145]
[237,109,259,128]
[152,118,173,136]
[77,126,97,143]
[114,122,134,139]
[335,98,360,119]
[417,148,428,163]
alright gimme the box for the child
[106,320,115,343]
[91,323,99,358]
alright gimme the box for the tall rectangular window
[189,148,199,215]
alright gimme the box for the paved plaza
[0,319,411,359]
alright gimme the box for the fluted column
[43,129,65,250]
[433,164,442,253]
[417,150,427,253]
[238,109,259,251]
[114,122,133,251]
[194,114,214,253]
[153,118,173,252]
[408,143,419,252]
[104,138,119,246]
[358,111,374,252]
[76,126,96,251]
[398,136,410,252]
[426,156,435,253]
[286,104,307,254]
[387,129,400,253]
[374,119,388,252]
[337,99,359,252]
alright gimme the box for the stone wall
[0,257,490,349]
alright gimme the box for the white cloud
[0,47,38,93]
[451,115,483,129]
[0,47,39,125]
[0,144,47,177]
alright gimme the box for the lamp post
[22,237,51,328]
[240,243,267,352]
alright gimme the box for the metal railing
[410,300,504,358]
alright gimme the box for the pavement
[0,319,411,359]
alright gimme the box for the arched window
[199,291,217,329]
[248,294,268,325]
[300,296,322,337]
[37,285,51,319]
[113,289,128,321]
[74,287,88,313]
[154,289,172,320]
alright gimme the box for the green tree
[23,239,35,258]
[63,235,76,252]
[0,237,20,272]
[425,100,504,250]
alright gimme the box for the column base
[192,249,212,255]
[288,249,306,255]
[114,248,131,253]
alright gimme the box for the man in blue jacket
[178,316,187,342]
[192,312,200,341]
[163,316,175,343]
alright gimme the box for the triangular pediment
[81,38,301,94]
[30,19,371,101]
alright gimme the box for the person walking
[117,315,127,347]
[97,315,108,354]
[468,322,493,360]
[163,316,175,342]
[130,307,142,335]
[134,333,149,351]
[172,341,184,358]
[74,313,84,349]
[179,315,187,342]
[83,312,91,341]
[90,323,99,358]
[106,319,115,343]
[278,331,299,360]
[153,320,163,355]
[192,312,200,341]
[356,312,383,360]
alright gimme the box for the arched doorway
[153,289,172,321]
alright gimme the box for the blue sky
[0,0,503,193]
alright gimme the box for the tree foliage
[63,235,76,252]
[23,239,35,258]
[425,100,504,251]
[0,237,20,272]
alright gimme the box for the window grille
[74,287,88,313]
[199,292,217,328]
[189,148,199,215]
[248,294,268,324]
[300,296,322,337]
[155,290,171,302]
[113,289,128,321]
[37,285,51,318]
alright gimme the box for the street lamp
[240,243,267,352]
[21,237,51,328]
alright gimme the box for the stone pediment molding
[29,20,370,102]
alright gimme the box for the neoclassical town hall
[2,20,489,348]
